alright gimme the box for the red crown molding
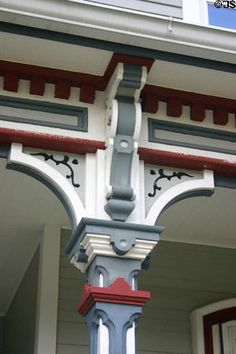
[77,278,150,316]
[0,55,235,126]
[203,307,236,354]
[0,53,154,103]
[141,85,236,126]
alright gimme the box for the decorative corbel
[104,63,147,221]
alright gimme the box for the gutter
[0,0,236,64]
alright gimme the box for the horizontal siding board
[57,322,88,345]
[145,0,182,6]
[57,344,88,354]
[85,0,183,18]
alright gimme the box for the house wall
[57,230,236,354]
[85,0,183,18]
[3,248,40,354]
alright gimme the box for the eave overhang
[0,0,236,67]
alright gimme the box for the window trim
[191,298,236,354]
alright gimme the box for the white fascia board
[0,0,236,64]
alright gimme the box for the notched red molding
[1,56,235,126]
[77,278,150,316]
[3,72,19,92]
[55,80,71,99]
[0,54,154,104]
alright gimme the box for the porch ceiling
[0,158,236,315]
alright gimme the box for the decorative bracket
[145,168,214,225]
[104,63,147,221]
[6,143,85,228]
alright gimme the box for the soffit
[0,32,111,74]
[1,31,236,101]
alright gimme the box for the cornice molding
[1,55,235,126]
[0,54,153,103]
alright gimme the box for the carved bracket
[104,63,147,221]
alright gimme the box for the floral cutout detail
[148,168,193,198]
[31,152,80,188]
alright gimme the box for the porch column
[65,218,163,354]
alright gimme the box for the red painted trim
[138,147,236,177]
[190,103,205,122]
[141,85,236,126]
[3,72,19,92]
[80,86,96,103]
[203,307,236,354]
[0,54,154,103]
[103,53,154,83]
[142,93,159,113]
[30,77,45,96]
[0,128,105,154]
[167,98,182,117]
[1,57,235,126]
[55,80,71,99]
[213,107,229,125]
[1,128,236,177]
[77,278,150,316]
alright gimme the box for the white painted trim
[34,224,61,354]
[145,169,214,225]
[97,318,109,354]
[182,0,208,25]
[8,143,86,228]
[96,149,108,220]
[191,298,236,354]
[85,153,96,217]
[222,320,236,354]
[126,322,135,354]
[71,233,157,272]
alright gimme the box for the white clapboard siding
[57,230,236,354]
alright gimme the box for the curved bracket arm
[7,143,86,229]
[145,170,214,225]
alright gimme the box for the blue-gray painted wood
[0,96,88,132]
[1,22,236,74]
[215,175,236,189]
[105,64,144,221]
[86,302,141,354]
[85,0,183,18]
[65,217,162,259]
[3,248,39,354]
[148,118,236,155]
[58,230,236,354]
